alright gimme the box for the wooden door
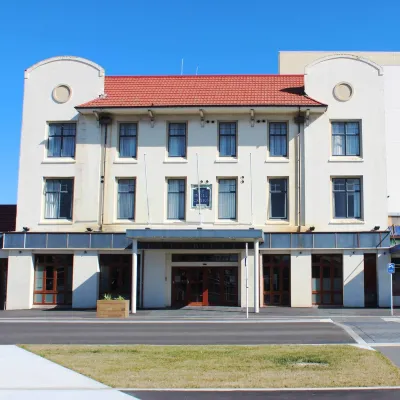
[0,259,7,310]
[207,267,238,306]
[263,255,290,306]
[364,254,377,307]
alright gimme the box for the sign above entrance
[191,184,212,209]
[388,263,396,274]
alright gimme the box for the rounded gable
[305,54,383,76]
[25,56,105,79]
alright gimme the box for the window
[44,179,74,219]
[269,178,288,219]
[168,123,186,157]
[333,178,361,219]
[218,179,237,219]
[33,255,73,305]
[312,255,343,305]
[48,123,76,158]
[219,122,237,157]
[269,122,287,157]
[119,123,137,158]
[167,179,185,219]
[332,121,360,156]
[117,179,135,219]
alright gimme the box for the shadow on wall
[72,271,99,309]
[343,257,364,307]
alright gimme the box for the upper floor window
[332,178,361,219]
[48,123,76,158]
[44,179,74,220]
[269,122,288,157]
[219,122,237,157]
[218,179,237,219]
[168,123,186,157]
[167,179,185,219]
[119,123,137,158]
[269,178,288,220]
[117,179,135,219]
[332,121,360,156]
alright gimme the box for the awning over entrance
[125,229,264,242]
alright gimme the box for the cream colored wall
[279,51,400,74]
[343,251,364,307]
[290,251,312,307]
[17,57,104,231]
[6,251,34,309]
[304,55,388,231]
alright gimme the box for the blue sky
[0,0,397,203]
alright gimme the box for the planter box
[96,300,130,318]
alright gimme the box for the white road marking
[382,318,400,323]
[330,321,370,347]
[0,318,333,324]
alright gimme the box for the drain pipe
[295,108,303,229]
[98,114,112,231]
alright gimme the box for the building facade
[0,53,395,311]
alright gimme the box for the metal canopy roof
[125,229,264,242]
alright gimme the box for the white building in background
[0,52,396,311]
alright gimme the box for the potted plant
[96,294,130,318]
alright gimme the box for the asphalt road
[124,389,400,400]
[0,322,353,344]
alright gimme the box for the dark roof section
[0,205,16,232]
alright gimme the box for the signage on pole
[388,263,395,274]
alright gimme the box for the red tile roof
[77,75,325,108]
[0,205,16,232]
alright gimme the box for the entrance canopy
[125,229,264,242]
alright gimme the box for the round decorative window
[52,84,71,103]
[333,82,353,102]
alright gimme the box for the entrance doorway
[171,267,238,307]
[262,255,290,306]
[33,255,73,305]
[364,253,377,307]
[0,259,7,310]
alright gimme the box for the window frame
[268,121,288,158]
[118,122,138,159]
[167,178,186,220]
[47,122,76,158]
[43,178,74,220]
[331,120,361,157]
[269,178,288,220]
[217,177,237,220]
[167,122,187,158]
[332,177,362,219]
[117,178,136,220]
[218,121,238,158]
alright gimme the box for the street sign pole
[391,272,394,317]
[245,243,249,319]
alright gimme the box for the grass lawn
[21,344,400,389]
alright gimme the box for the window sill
[163,159,188,164]
[214,220,239,224]
[214,158,238,163]
[265,158,290,163]
[266,220,290,225]
[114,159,138,164]
[328,157,364,163]
[113,220,136,224]
[42,159,76,164]
[165,220,187,224]
[38,220,73,225]
[329,219,365,225]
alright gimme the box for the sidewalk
[0,345,135,399]
[0,307,398,321]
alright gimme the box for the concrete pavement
[0,345,136,399]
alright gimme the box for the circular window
[333,83,353,102]
[52,84,71,103]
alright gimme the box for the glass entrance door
[171,267,238,307]
[263,255,290,306]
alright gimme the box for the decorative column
[254,240,260,313]
[131,240,138,314]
